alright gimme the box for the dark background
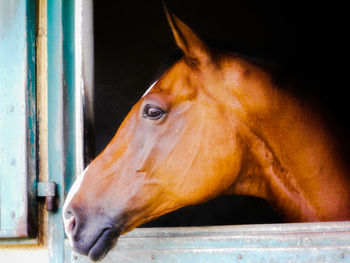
[92,0,348,227]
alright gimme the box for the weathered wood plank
[0,0,36,239]
[68,222,350,263]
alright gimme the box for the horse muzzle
[63,207,122,261]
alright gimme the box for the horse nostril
[64,210,76,236]
[65,215,76,235]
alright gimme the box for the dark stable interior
[92,0,348,227]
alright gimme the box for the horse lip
[87,227,120,261]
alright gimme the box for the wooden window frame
[44,1,350,262]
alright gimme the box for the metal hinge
[37,181,57,211]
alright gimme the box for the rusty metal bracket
[37,181,57,211]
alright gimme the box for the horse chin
[86,228,120,262]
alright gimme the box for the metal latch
[37,181,57,211]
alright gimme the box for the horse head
[62,8,249,260]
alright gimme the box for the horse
[62,7,350,261]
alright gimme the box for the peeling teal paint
[47,0,76,262]
[0,0,36,241]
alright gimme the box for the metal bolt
[151,254,155,260]
[237,254,243,259]
[37,182,57,211]
[339,253,345,258]
[73,255,78,260]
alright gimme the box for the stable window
[2,0,347,262]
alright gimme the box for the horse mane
[153,41,350,173]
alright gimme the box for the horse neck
[220,58,350,222]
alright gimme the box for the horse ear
[163,3,210,66]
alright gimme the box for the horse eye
[143,104,164,120]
